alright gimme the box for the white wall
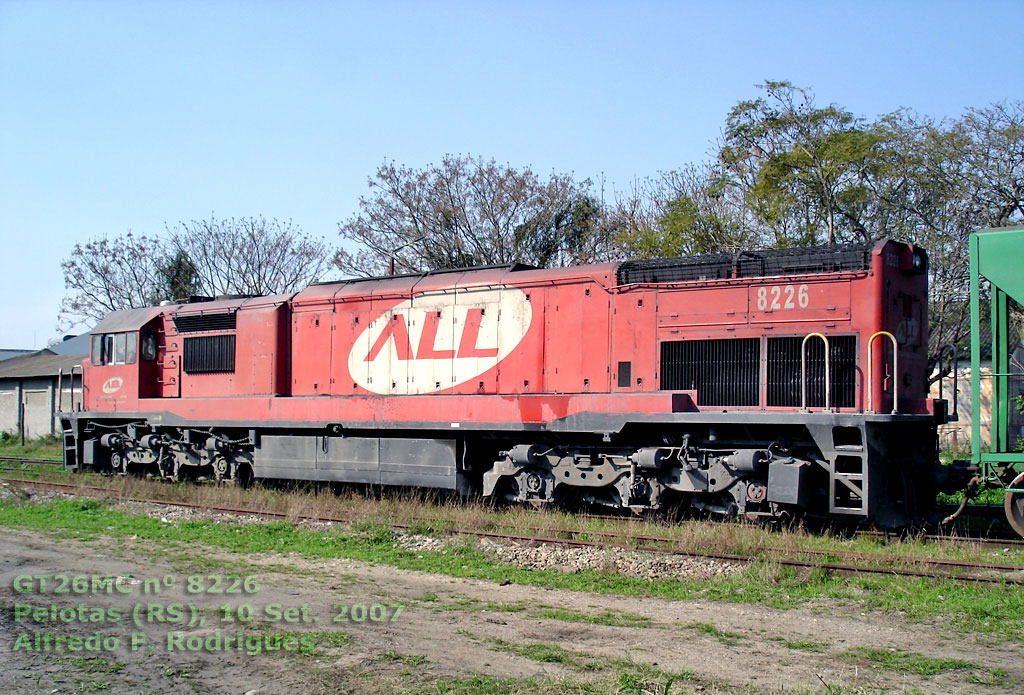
[0,376,83,440]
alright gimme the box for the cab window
[126,332,138,363]
[91,332,137,366]
[140,330,156,361]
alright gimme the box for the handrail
[937,342,959,421]
[867,331,899,414]
[800,332,831,412]
[57,365,84,413]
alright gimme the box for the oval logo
[348,287,532,395]
[102,377,124,394]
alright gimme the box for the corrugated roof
[48,333,92,355]
[92,306,169,333]
[0,349,87,379]
[0,349,33,362]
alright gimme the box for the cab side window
[91,335,104,366]
[91,332,138,366]
[126,332,138,363]
[140,330,156,361]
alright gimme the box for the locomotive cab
[84,307,167,411]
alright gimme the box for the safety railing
[800,332,831,412]
[937,342,959,421]
[56,365,83,413]
[867,331,898,414]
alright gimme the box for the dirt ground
[1,522,1022,695]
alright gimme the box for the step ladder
[56,365,83,470]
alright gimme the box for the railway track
[0,455,62,472]
[2,474,1021,586]
[2,454,1021,545]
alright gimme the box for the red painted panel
[236,305,286,395]
[81,242,940,424]
[611,290,656,392]
[291,308,333,396]
[747,278,852,324]
[657,285,749,327]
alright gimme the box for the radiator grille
[767,336,856,408]
[174,312,237,333]
[660,338,759,406]
[617,243,873,285]
[183,335,236,374]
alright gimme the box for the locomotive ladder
[55,365,82,469]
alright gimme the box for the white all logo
[102,377,123,394]
[348,287,533,395]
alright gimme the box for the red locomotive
[61,240,948,527]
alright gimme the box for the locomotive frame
[59,239,954,529]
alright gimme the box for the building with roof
[0,345,86,440]
[0,349,33,362]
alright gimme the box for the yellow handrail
[801,332,831,411]
[867,331,899,414]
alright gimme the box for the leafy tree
[719,81,883,246]
[156,250,200,302]
[619,84,1023,384]
[334,155,614,276]
[615,165,757,258]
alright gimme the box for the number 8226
[756,284,809,311]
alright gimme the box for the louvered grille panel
[618,243,873,285]
[173,312,237,333]
[660,339,759,407]
[767,336,856,408]
[183,335,235,374]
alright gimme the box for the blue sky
[1,0,1021,349]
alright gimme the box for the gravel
[6,486,741,583]
[400,533,742,581]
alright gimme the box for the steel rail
[0,456,62,465]
[2,476,1020,585]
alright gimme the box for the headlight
[911,247,927,274]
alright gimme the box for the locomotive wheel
[1005,472,1024,538]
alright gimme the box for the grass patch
[2,498,1023,642]
[681,621,744,646]
[781,638,826,653]
[403,674,589,695]
[535,606,649,628]
[488,637,694,691]
[491,639,597,669]
[381,650,429,667]
[274,629,351,657]
[966,667,1009,686]
[64,655,126,674]
[0,433,63,460]
[844,646,976,675]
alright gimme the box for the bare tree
[59,216,333,330]
[166,216,333,297]
[58,232,166,330]
[334,155,614,276]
